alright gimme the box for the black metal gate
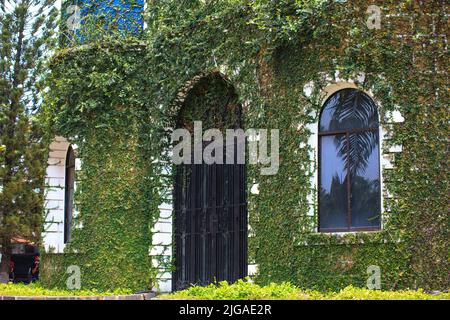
[173,144,248,291]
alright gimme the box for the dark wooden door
[173,144,248,291]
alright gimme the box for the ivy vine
[42,0,448,292]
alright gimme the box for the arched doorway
[173,73,248,290]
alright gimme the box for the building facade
[41,0,449,292]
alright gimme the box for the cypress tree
[0,0,58,283]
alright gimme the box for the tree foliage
[0,0,58,282]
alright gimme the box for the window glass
[64,147,75,243]
[319,89,381,232]
[319,135,348,230]
[320,89,379,132]
[350,133,381,228]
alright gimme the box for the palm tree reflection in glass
[319,89,381,231]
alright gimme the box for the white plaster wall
[151,159,174,292]
[151,201,173,292]
[42,136,71,253]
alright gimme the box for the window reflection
[319,135,348,229]
[350,133,381,228]
[320,89,379,132]
[319,89,381,231]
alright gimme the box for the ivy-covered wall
[42,43,159,291]
[42,0,448,292]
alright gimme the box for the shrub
[319,286,450,300]
[0,283,132,297]
[163,280,450,300]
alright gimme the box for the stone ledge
[0,292,156,301]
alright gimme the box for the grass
[161,280,450,300]
[0,282,133,297]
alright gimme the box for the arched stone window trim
[305,80,398,234]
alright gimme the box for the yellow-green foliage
[0,283,132,297]
[164,280,450,300]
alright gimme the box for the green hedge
[0,283,132,297]
[2,281,448,300]
[163,280,449,300]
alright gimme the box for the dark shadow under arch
[64,146,76,244]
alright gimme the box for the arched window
[319,89,381,232]
[64,146,75,243]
